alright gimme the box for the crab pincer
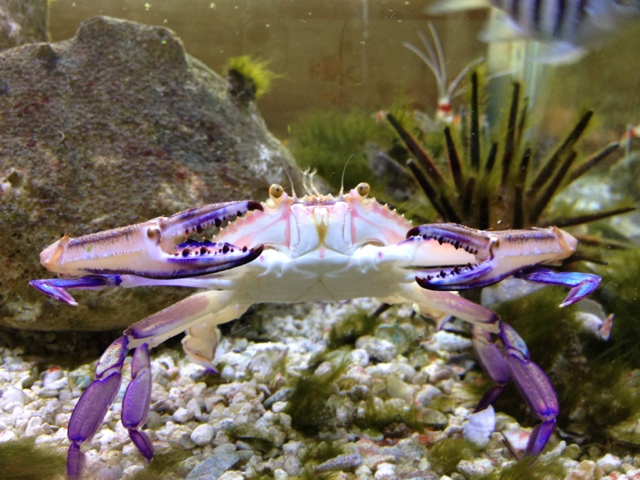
[29,200,264,305]
[410,223,600,305]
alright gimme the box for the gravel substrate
[1,298,639,479]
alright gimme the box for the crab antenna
[308,169,322,197]
[281,164,297,199]
[301,168,312,197]
[339,154,355,196]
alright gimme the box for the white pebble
[173,406,193,423]
[422,330,472,352]
[349,348,370,367]
[463,406,495,447]
[375,462,396,479]
[0,430,17,443]
[271,401,288,413]
[458,458,494,477]
[598,453,622,474]
[273,468,288,480]
[1,386,30,405]
[25,416,45,436]
[190,424,214,446]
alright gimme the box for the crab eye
[146,227,160,239]
[356,182,370,197]
[269,184,284,199]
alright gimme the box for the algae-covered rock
[0,16,296,330]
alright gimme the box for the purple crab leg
[67,337,128,479]
[122,344,154,460]
[515,266,601,307]
[65,290,249,478]
[158,200,262,244]
[473,323,558,457]
[404,283,559,457]
[29,275,122,306]
[36,200,263,281]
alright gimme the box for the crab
[30,182,601,478]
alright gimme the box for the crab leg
[395,283,561,457]
[66,290,249,479]
[473,324,558,456]
[515,266,601,307]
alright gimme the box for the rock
[457,458,494,478]
[313,453,362,472]
[190,424,215,446]
[356,336,397,363]
[0,0,48,51]
[598,454,622,474]
[463,406,495,447]
[186,450,240,479]
[0,16,296,331]
[173,407,193,424]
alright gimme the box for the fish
[428,0,640,64]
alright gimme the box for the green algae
[289,109,397,195]
[0,439,66,480]
[225,55,278,102]
[427,437,481,475]
[285,350,349,434]
[488,456,566,480]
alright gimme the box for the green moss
[594,246,640,367]
[289,110,397,194]
[494,288,580,372]
[427,437,480,475]
[354,397,423,433]
[487,456,566,480]
[328,309,379,348]
[302,441,345,465]
[225,55,277,101]
[285,351,349,434]
[0,439,66,480]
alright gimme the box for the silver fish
[429,0,640,63]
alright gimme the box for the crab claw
[38,200,263,279]
[409,223,578,290]
[31,201,265,304]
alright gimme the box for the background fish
[429,0,640,63]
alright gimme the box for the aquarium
[1,0,639,479]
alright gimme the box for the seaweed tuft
[225,55,277,102]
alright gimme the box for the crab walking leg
[395,283,558,456]
[473,324,558,456]
[66,290,248,479]
[122,344,153,460]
